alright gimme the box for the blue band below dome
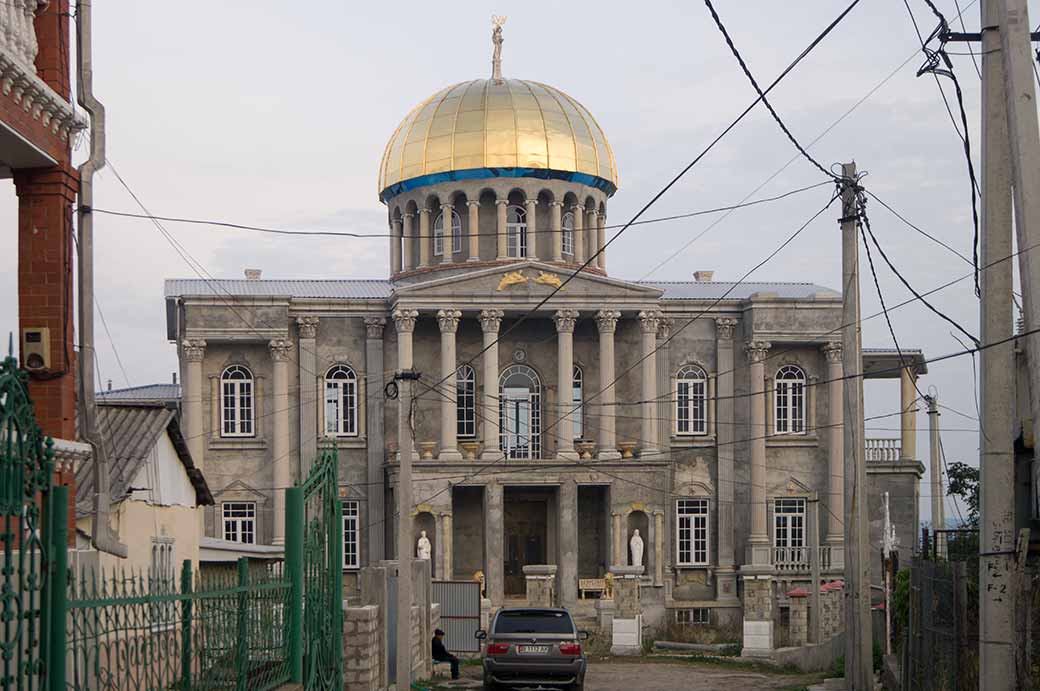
[380,167,617,203]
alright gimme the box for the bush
[832,655,845,678]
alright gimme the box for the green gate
[0,340,65,691]
[286,447,342,691]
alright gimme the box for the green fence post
[236,557,249,691]
[180,559,193,690]
[47,484,68,691]
[285,487,304,683]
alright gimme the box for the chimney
[244,268,262,280]
[106,379,112,391]
[172,372,178,385]
[694,270,714,282]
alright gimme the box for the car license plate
[517,645,549,654]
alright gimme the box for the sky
[0,0,1024,524]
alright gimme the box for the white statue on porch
[417,530,432,561]
[629,529,644,567]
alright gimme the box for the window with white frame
[774,365,806,434]
[506,205,527,258]
[676,498,709,566]
[572,365,583,440]
[220,365,254,437]
[456,364,476,438]
[675,608,710,626]
[675,365,708,435]
[434,208,462,256]
[325,364,359,437]
[773,497,806,549]
[562,211,575,256]
[342,500,360,569]
[222,502,256,544]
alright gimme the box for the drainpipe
[76,0,126,557]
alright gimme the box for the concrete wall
[867,461,923,588]
[77,500,201,575]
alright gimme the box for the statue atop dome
[491,15,507,82]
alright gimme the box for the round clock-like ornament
[513,348,527,363]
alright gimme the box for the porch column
[467,200,481,261]
[745,340,772,563]
[393,308,418,456]
[485,482,504,604]
[900,366,917,460]
[572,204,585,264]
[554,310,579,459]
[596,310,621,459]
[418,207,431,268]
[714,318,738,599]
[439,512,453,580]
[270,338,293,545]
[559,480,579,606]
[639,310,661,455]
[401,213,415,271]
[480,310,504,459]
[550,201,563,262]
[823,343,845,545]
[297,317,319,477]
[496,199,509,259]
[183,339,206,472]
[440,203,455,265]
[611,511,623,565]
[390,219,402,274]
[525,198,539,260]
[365,316,387,561]
[597,212,607,271]
[437,310,463,460]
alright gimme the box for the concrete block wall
[343,605,380,691]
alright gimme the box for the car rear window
[493,611,574,634]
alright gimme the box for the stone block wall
[343,605,380,691]
[787,592,808,646]
[820,582,845,640]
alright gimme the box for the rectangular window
[676,498,709,566]
[433,228,444,257]
[676,379,707,435]
[675,608,710,626]
[343,500,360,569]
[325,377,358,436]
[222,502,256,544]
[457,378,476,438]
[773,498,806,549]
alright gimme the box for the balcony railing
[865,437,901,462]
[0,0,43,71]
[773,546,835,572]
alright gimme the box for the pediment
[392,261,663,306]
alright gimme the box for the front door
[503,499,547,596]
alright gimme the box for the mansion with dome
[164,57,927,653]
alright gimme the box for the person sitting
[431,628,459,680]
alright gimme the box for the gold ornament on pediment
[629,501,646,512]
[534,271,563,289]
[496,270,529,291]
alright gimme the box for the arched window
[434,208,462,257]
[456,364,476,438]
[325,364,359,437]
[675,364,707,435]
[506,205,527,258]
[562,211,575,257]
[220,365,254,437]
[571,365,583,440]
[499,364,541,459]
[774,365,806,434]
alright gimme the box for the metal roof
[97,383,181,403]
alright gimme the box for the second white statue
[417,530,432,561]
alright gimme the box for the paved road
[584,661,820,690]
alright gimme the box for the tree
[944,461,979,528]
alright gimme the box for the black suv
[476,608,588,690]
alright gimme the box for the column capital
[417,207,431,218]
[392,308,419,333]
[638,309,661,334]
[364,316,387,339]
[571,203,585,213]
[296,316,320,340]
[479,308,504,334]
[466,199,481,209]
[744,340,772,363]
[440,202,454,211]
[656,316,675,341]
[715,317,738,340]
[822,341,843,363]
[553,309,579,333]
[524,198,539,208]
[269,338,293,362]
[436,309,462,333]
[595,309,621,333]
[496,198,509,207]
[402,212,415,220]
[587,209,600,219]
[549,200,564,208]
[183,339,206,362]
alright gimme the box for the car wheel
[569,683,584,691]
[482,674,498,690]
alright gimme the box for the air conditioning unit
[21,328,50,372]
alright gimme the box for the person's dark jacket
[432,637,451,660]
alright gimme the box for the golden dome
[379,79,618,200]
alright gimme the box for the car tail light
[487,643,510,656]
[559,643,582,656]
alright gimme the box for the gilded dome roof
[379,79,618,200]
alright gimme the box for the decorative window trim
[773,497,807,549]
[324,364,360,438]
[675,498,710,567]
[499,364,541,459]
[572,365,583,441]
[222,501,257,545]
[506,205,527,258]
[457,364,477,439]
[675,364,708,436]
[434,208,463,256]
[774,364,807,435]
[562,211,575,256]
[343,500,360,570]
[220,365,255,438]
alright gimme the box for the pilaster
[437,309,463,460]
[365,316,387,561]
[269,337,293,545]
[639,310,661,455]
[297,316,319,477]
[479,309,504,459]
[554,309,579,458]
[745,340,772,565]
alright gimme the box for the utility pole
[395,366,419,691]
[840,162,872,690]
[978,0,1017,686]
[809,496,821,645]
[925,394,945,533]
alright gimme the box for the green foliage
[873,640,884,672]
[944,461,979,528]
[832,655,845,678]
[893,568,910,639]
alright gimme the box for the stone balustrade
[865,437,901,462]
[0,0,42,70]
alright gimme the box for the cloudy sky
[1,0,1022,523]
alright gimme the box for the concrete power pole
[395,364,418,690]
[839,162,873,690]
[978,0,1018,686]
[925,395,945,533]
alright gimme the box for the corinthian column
[418,208,431,268]
[823,342,845,546]
[437,309,463,460]
[270,338,294,545]
[393,308,419,458]
[745,340,772,564]
[554,309,579,459]
[595,310,621,459]
[467,200,481,261]
[479,309,504,459]
[549,201,563,262]
[639,310,661,455]
[182,339,206,472]
[297,316,319,477]
[495,200,508,259]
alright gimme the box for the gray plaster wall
[867,463,923,588]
